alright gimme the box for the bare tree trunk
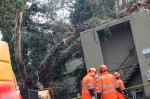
[14,11,28,89]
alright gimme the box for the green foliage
[104,27,112,41]
[73,64,87,92]
[22,9,69,82]
[51,65,64,81]
[0,0,25,41]
[84,17,104,28]
[88,0,115,20]
[19,1,68,80]
[16,0,25,11]
[22,32,49,77]
[70,0,93,24]
[54,88,67,99]
[49,81,67,99]
[70,0,116,25]
[0,0,16,41]
[49,23,69,44]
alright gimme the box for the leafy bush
[73,64,87,92]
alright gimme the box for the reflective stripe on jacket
[116,79,125,99]
[96,71,117,99]
[82,72,95,99]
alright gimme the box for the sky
[30,0,71,23]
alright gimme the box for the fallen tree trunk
[39,40,82,87]
[116,0,150,19]
[38,26,86,87]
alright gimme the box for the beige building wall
[130,10,150,98]
[80,29,104,74]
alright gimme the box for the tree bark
[14,11,29,89]
[38,30,83,86]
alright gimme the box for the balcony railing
[117,47,139,80]
[109,47,139,81]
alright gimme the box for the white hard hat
[88,68,97,74]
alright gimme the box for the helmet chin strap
[100,70,107,74]
[116,77,119,80]
[100,69,102,73]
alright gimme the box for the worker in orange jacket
[82,68,97,99]
[96,65,121,99]
[114,72,128,99]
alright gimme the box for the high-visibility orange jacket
[82,71,95,99]
[96,71,117,99]
[116,79,125,99]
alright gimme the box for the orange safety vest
[82,72,95,99]
[116,79,125,99]
[96,71,117,99]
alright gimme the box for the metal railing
[116,47,139,80]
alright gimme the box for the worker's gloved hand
[122,89,128,96]
[97,93,101,99]
[92,96,96,99]
[89,89,95,96]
